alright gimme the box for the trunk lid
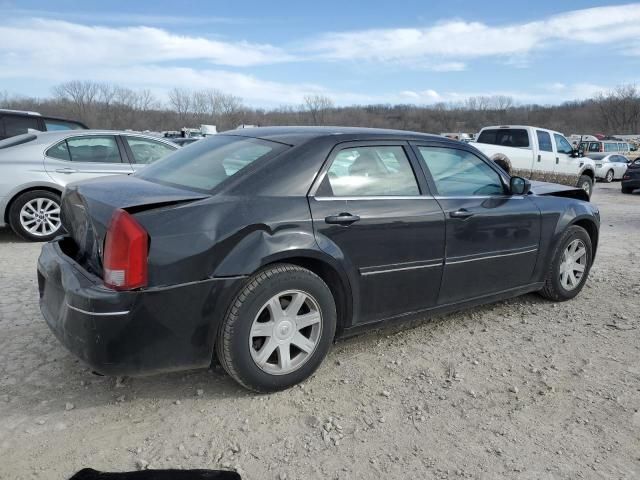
[61,175,208,276]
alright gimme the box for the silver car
[0,130,177,241]
[586,153,630,183]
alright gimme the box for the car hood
[528,180,590,202]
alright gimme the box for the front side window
[537,131,553,152]
[417,146,505,196]
[137,135,286,192]
[124,137,176,164]
[65,136,122,163]
[554,134,573,155]
[321,146,419,197]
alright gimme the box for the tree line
[1,81,639,136]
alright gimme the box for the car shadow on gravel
[0,227,29,243]
[6,291,551,419]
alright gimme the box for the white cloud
[306,4,640,63]
[0,19,292,68]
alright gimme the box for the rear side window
[476,129,530,148]
[1,115,41,137]
[588,142,601,152]
[604,143,615,152]
[320,146,419,197]
[137,135,287,192]
[46,141,71,160]
[44,119,85,131]
[65,136,122,163]
[537,131,553,152]
[123,136,176,164]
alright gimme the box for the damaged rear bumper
[37,239,244,376]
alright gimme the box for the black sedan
[37,127,600,392]
[622,158,640,194]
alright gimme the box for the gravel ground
[0,182,639,480]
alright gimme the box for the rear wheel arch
[259,255,353,337]
[491,154,512,174]
[5,185,63,224]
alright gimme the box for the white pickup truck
[471,125,596,198]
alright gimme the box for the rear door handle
[55,168,78,174]
[325,213,360,225]
[449,209,474,219]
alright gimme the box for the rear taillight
[103,209,148,290]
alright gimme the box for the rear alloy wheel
[8,190,62,242]
[216,263,336,392]
[577,175,593,199]
[604,169,614,183]
[539,225,592,301]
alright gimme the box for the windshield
[137,135,288,192]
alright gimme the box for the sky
[1,0,639,108]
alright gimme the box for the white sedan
[588,153,629,183]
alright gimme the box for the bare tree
[51,80,101,123]
[168,87,192,123]
[304,94,334,125]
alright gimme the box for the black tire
[539,225,593,302]
[8,190,62,242]
[621,186,634,194]
[216,263,337,392]
[577,175,593,199]
[604,169,614,183]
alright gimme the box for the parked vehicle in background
[37,126,599,392]
[472,125,596,197]
[579,140,630,155]
[0,130,177,241]
[586,153,630,183]
[622,158,640,194]
[170,137,201,147]
[0,109,87,140]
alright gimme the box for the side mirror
[571,148,581,158]
[510,176,531,195]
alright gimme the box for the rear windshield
[476,129,530,148]
[137,135,288,193]
[0,133,37,149]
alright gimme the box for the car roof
[28,129,173,142]
[224,126,447,146]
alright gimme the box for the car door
[44,134,133,186]
[411,143,541,305]
[553,133,578,182]
[535,130,556,178]
[308,142,446,324]
[121,135,177,172]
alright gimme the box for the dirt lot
[0,182,639,480]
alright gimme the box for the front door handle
[555,157,559,164]
[325,213,361,225]
[450,209,474,219]
[55,167,78,174]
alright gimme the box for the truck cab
[472,125,596,198]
